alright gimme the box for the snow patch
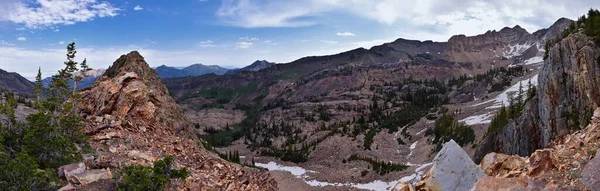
[472,74,538,109]
[459,112,494,125]
[255,161,430,191]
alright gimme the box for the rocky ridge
[77,51,277,190]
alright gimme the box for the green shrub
[0,152,50,190]
[118,156,189,191]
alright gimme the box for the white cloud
[336,32,355,37]
[144,39,157,45]
[235,41,253,49]
[215,0,600,40]
[58,41,65,45]
[3,0,121,29]
[0,40,15,46]
[264,40,277,45]
[197,40,216,47]
[134,5,143,11]
[239,37,259,41]
[16,37,26,41]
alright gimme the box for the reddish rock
[528,149,555,177]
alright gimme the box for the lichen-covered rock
[416,140,484,191]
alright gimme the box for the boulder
[480,152,527,177]
[391,182,415,191]
[57,183,76,191]
[72,169,112,185]
[417,140,484,191]
[527,149,555,177]
[473,176,527,191]
[58,162,86,183]
[581,149,600,189]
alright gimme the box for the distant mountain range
[33,61,273,90]
[225,60,275,75]
[42,69,106,89]
[0,69,34,95]
[155,63,229,78]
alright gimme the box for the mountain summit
[78,51,276,190]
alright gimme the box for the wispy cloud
[134,5,143,11]
[336,32,355,37]
[197,40,216,47]
[4,0,121,29]
[144,39,157,45]
[58,41,65,45]
[239,37,259,41]
[215,0,600,40]
[235,41,253,49]
[16,37,26,41]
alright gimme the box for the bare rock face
[538,32,600,146]
[81,51,195,138]
[78,51,277,190]
[415,140,484,191]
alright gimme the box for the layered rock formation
[78,51,277,190]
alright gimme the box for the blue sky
[0,0,599,79]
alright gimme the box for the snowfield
[472,74,538,109]
[255,161,432,191]
[459,112,494,125]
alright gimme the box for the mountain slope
[78,51,276,190]
[225,60,275,75]
[0,68,34,95]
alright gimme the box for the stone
[57,183,76,191]
[391,182,415,191]
[418,140,484,191]
[528,149,555,177]
[58,162,86,183]
[473,176,527,191]
[581,149,600,189]
[72,169,112,185]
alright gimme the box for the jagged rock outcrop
[475,30,600,162]
[78,51,277,190]
[412,140,484,191]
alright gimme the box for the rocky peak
[446,25,533,53]
[78,51,276,190]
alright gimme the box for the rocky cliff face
[78,51,277,190]
[538,32,600,145]
[474,31,600,162]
